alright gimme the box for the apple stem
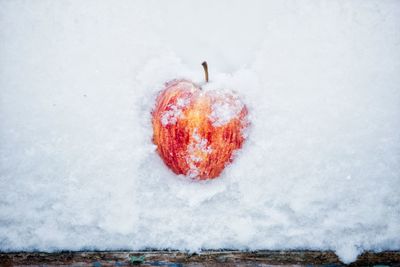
[202,61,209,83]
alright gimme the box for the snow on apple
[152,64,249,179]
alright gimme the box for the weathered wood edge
[0,250,399,266]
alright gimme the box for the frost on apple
[160,97,191,126]
[186,128,213,178]
[161,105,183,126]
[176,81,197,92]
[208,91,244,127]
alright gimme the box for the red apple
[152,62,248,180]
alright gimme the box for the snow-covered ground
[1,0,399,263]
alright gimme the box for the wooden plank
[0,250,399,266]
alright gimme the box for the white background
[1,0,399,263]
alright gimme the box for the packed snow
[1,0,400,264]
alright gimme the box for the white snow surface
[1,0,400,263]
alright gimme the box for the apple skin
[152,79,248,180]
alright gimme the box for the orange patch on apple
[152,62,249,180]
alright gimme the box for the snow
[186,128,213,178]
[160,82,193,126]
[208,91,244,127]
[0,0,400,264]
[161,105,184,126]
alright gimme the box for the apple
[152,62,248,179]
